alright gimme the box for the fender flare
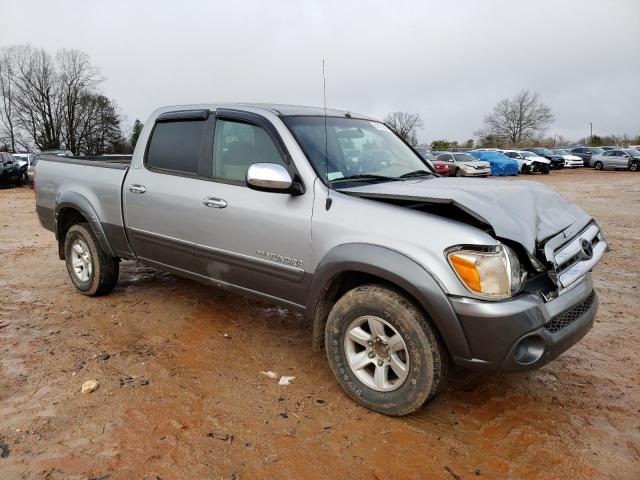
[55,191,115,258]
[306,243,471,359]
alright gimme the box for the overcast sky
[1,0,639,143]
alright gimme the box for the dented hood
[339,177,590,253]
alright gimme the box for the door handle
[203,197,227,208]
[129,184,146,194]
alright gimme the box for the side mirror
[247,163,299,194]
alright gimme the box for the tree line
[0,45,135,155]
[385,90,639,151]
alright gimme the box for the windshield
[453,153,476,162]
[553,149,569,154]
[534,148,553,155]
[624,149,640,156]
[283,116,432,184]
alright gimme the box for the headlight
[447,245,522,299]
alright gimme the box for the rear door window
[146,120,207,174]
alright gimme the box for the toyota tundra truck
[34,103,607,416]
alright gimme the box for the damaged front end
[340,180,608,302]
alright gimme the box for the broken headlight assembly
[447,244,522,299]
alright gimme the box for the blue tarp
[470,151,519,176]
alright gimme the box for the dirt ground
[1,169,639,479]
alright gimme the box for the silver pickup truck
[35,103,607,416]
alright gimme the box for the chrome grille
[546,222,607,289]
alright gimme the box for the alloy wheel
[344,315,410,392]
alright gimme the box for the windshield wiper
[399,169,436,178]
[329,174,402,184]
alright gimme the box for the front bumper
[462,168,491,177]
[449,274,597,371]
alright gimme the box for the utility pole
[589,122,593,145]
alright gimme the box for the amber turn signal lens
[449,253,481,292]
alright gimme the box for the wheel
[630,161,639,172]
[542,165,550,175]
[455,168,463,177]
[594,161,603,170]
[64,222,119,296]
[521,164,530,175]
[325,285,447,416]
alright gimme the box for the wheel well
[311,270,443,351]
[56,207,87,259]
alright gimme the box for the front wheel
[64,222,119,296]
[325,285,447,416]
[594,161,603,170]
[455,168,463,177]
[630,161,639,172]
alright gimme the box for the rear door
[612,150,628,168]
[123,109,214,274]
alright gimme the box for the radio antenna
[322,59,332,209]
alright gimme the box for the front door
[192,110,313,308]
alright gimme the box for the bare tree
[0,45,124,154]
[384,111,423,146]
[9,45,64,150]
[0,48,18,152]
[477,91,554,146]
[57,49,102,155]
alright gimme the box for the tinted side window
[213,119,287,182]
[146,120,206,174]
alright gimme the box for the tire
[630,161,639,172]
[594,161,603,170]
[64,222,119,296]
[542,165,550,175]
[325,285,447,416]
[455,168,463,177]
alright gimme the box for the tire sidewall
[594,161,603,170]
[325,286,441,416]
[64,224,102,295]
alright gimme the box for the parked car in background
[501,150,550,174]
[570,147,605,167]
[591,149,640,171]
[469,150,519,176]
[600,146,616,151]
[436,152,491,177]
[12,153,35,168]
[552,149,584,168]
[628,145,640,151]
[416,148,451,176]
[0,152,28,186]
[524,148,565,169]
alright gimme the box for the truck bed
[35,155,134,259]
[39,154,132,170]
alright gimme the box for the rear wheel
[594,161,603,170]
[325,285,447,416]
[64,223,119,296]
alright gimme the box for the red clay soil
[1,169,638,479]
